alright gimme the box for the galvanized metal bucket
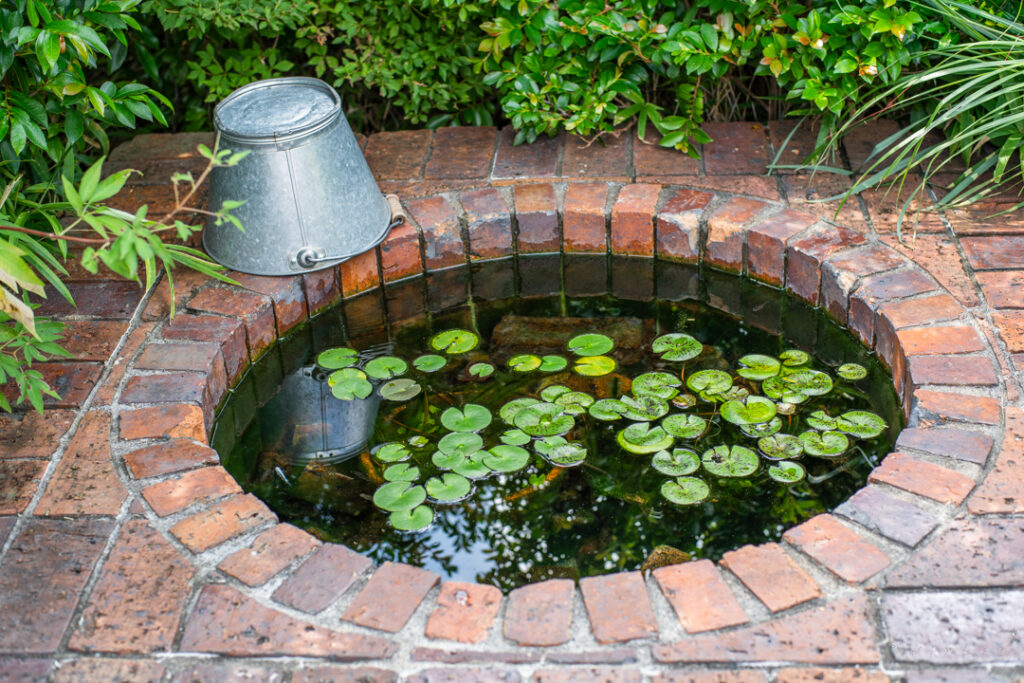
[205,77,400,276]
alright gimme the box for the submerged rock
[640,544,691,573]
[491,315,649,365]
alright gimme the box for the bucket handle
[293,195,406,269]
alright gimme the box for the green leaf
[430,328,479,354]
[685,369,732,397]
[589,398,628,421]
[573,355,616,376]
[468,362,494,378]
[535,436,587,467]
[389,505,434,531]
[757,434,804,460]
[720,396,778,425]
[617,421,675,454]
[799,430,850,457]
[539,355,567,372]
[736,354,781,381]
[701,445,759,478]
[567,332,614,356]
[632,371,681,400]
[837,363,867,380]
[661,413,706,439]
[373,481,426,512]
[373,442,411,463]
[438,431,484,457]
[328,368,372,400]
[425,472,472,501]
[768,460,806,483]
[379,378,421,401]
[318,347,358,369]
[364,356,407,380]
[500,428,531,446]
[835,411,886,438]
[652,333,702,361]
[499,397,540,424]
[553,391,594,416]
[383,463,420,482]
[508,354,542,372]
[652,448,700,476]
[482,444,530,472]
[413,354,446,372]
[513,401,574,436]
[441,403,492,432]
[661,476,710,505]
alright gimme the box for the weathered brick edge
[108,181,1000,657]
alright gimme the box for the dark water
[215,257,901,591]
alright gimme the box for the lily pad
[617,421,675,454]
[425,473,472,502]
[499,428,531,446]
[619,394,669,421]
[317,347,358,369]
[739,417,783,438]
[661,477,710,505]
[589,398,628,421]
[407,435,429,448]
[383,463,420,482]
[513,402,574,436]
[373,481,426,512]
[835,411,886,439]
[720,395,778,425]
[719,386,751,402]
[452,454,492,479]
[799,430,850,458]
[535,436,587,467]
[413,354,447,372]
[757,433,804,460]
[768,460,807,484]
[441,404,493,432]
[574,355,616,377]
[782,369,833,397]
[702,445,759,478]
[540,355,568,372]
[430,329,479,354]
[837,363,868,380]
[437,431,484,457]
[364,356,407,380]
[672,393,697,409]
[431,450,467,470]
[652,333,702,362]
[482,445,530,472]
[468,362,494,378]
[500,397,540,424]
[780,349,810,367]
[380,378,421,401]
[554,391,595,416]
[508,354,542,372]
[651,448,700,476]
[806,410,837,431]
[686,369,733,398]
[762,376,809,404]
[540,385,571,402]
[373,442,411,463]
[737,354,781,381]
[389,505,434,531]
[632,372,682,400]
[328,368,373,400]
[568,333,614,356]
[661,413,707,439]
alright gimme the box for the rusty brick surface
[579,572,658,644]
[272,543,373,614]
[341,562,440,632]
[653,560,749,633]
[120,404,207,442]
[783,514,891,584]
[142,466,241,517]
[169,494,275,553]
[425,581,503,644]
[869,452,976,504]
[563,183,609,254]
[217,523,320,587]
[705,197,769,271]
[720,543,821,612]
[513,184,560,254]
[656,188,714,263]
[123,440,220,479]
[504,578,575,647]
[610,183,660,256]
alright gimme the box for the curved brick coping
[111,183,1002,656]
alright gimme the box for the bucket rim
[214,77,341,145]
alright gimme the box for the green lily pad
[452,454,492,479]
[574,355,617,377]
[513,402,574,436]
[508,354,542,372]
[686,369,732,398]
[468,362,494,378]
[780,349,810,367]
[482,445,530,472]
[617,421,675,454]
[837,363,868,380]
[413,354,447,372]
[702,445,759,478]
[720,395,778,425]
[661,413,707,439]
[719,386,751,402]
[437,431,484,457]
[499,428,531,446]
[389,505,434,531]
[762,376,809,404]
[430,329,479,354]
[739,417,783,438]
[632,371,682,400]
[383,463,420,482]
[568,333,614,356]
[652,333,702,362]
[737,354,781,381]
[835,411,886,439]
[782,369,833,397]
[768,460,807,484]
[373,442,411,463]
[672,393,698,409]
[806,410,837,431]
[425,472,472,502]
[661,477,710,505]
[373,481,426,512]
[619,394,669,421]
[408,435,429,448]
[757,433,803,460]
[328,368,373,400]
[589,398,628,421]
[500,397,540,424]
[380,378,421,401]
[540,385,571,402]
[317,347,358,369]
[431,450,466,470]
[535,436,587,467]
[364,356,407,380]
[540,355,568,372]
[554,391,595,416]
[799,430,850,458]
[651,448,700,476]
[441,404,492,432]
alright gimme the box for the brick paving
[1,123,1022,680]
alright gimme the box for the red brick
[135,341,227,408]
[340,249,380,297]
[218,523,319,587]
[365,130,432,180]
[610,184,660,255]
[706,197,770,271]
[408,669,519,683]
[462,188,512,260]
[121,371,208,406]
[720,543,821,612]
[120,404,206,442]
[143,268,213,321]
[651,673,765,683]
[875,294,963,370]
[563,183,608,254]
[142,466,241,517]
[545,650,638,665]
[0,518,114,653]
[881,234,979,308]
[36,411,125,517]
[170,493,274,553]
[229,273,308,336]
[380,221,422,283]
[181,584,397,658]
[849,269,942,348]
[0,658,53,681]
[531,668,642,683]
[634,131,701,177]
[425,581,502,644]
[907,355,999,388]
[969,407,1024,513]
[292,667,397,683]
[36,281,144,319]
[781,173,868,230]
[835,486,939,548]
[0,408,75,459]
[745,210,817,286]
[1,362,102,409]
[768,119,821,167]
[0,460,47,514]
[407,195,464,270]
[68,519,194,654]
[424,127,496,179]
[579,571,658,644]
[411,648,540,665]
[167,663,287,683]
[843,119,900,170]
[993,310,1024,352]
[492,127,561,180]
[513,184,559,254]
[656,188,713,263]
[59,320,129,361]
[976,270,1024,309]
[653,559,749,633]
[869,452,976,504]
[896,427,993,466]
[820,244,906,322]
[914,389,1000,425]
[960,235,1024,270]
[776,669,890,683]
[341,561,440,632]
[897,325,986,357]
[303,266,342,314]
[188,287,276,358]
[563,133,630,179]
[703,122,770,174]
[654,595,877,664]
[272,543,373,614]
[783,514,890,583]
[123,440,219,479]
[52,659,165,682]
[503,578,574,647]
[111,132,213,163]
[686,175,781,200]
[786,224,867,304]
[162,314,248,382]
